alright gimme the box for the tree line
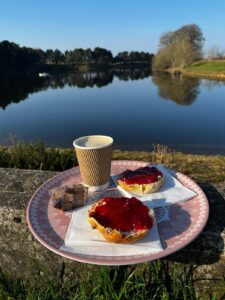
[0,40,154,71]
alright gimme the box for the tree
[51,49,64,64]
[93,47,113,64]
[114,51,153,64]
[153,24,205,69]
[0,40,46,70]
[114,51,129,63]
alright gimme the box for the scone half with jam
[88,196,155,243]
[117,166,164,194]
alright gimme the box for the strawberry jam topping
[89,197,153,232]
[119,166,163,185]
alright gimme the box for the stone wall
[0,168,225,297]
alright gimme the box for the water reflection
[0,69,213,109]
[201,78,225,91]
[46,70,115,89]
[0,67,151,109]
[0,73,47,109]
[113,68,151,81]
[1,68,225,154]
[152,72,200,105]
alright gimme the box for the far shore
[158,60,225,81]
[0,61,152,75]
[165,69,225,81]
[152,67,225,80]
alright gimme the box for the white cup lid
[73,135,113,150]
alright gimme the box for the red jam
[89,197,153,232]
[119,166,163,185]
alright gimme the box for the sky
[0,0,225,55]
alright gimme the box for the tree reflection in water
[0,73,48,109]
[0,69,207,109]
[0,67,151,109]
[152,72,200,105]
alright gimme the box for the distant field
[185,60,225,77]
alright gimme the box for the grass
[0,262,202,300]
[0,142,225,183]
[184,60,225,79]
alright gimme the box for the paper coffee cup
[73,135,113,190]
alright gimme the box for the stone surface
[0,167,225,298]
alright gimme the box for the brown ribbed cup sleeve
[75,146,112,186]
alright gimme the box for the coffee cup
[73,135,113,191]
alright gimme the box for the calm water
[0,69,225,154]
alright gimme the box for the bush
[0,142,77,171]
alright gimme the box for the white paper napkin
[60,204,163,256]
[113,164,197,208]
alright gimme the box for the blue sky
[0,0,225,55]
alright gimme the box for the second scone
[117,166,164,194]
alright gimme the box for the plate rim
[26,160,209,265]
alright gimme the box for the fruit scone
[117,166,164,194]
[88,196,155,243]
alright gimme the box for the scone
[118,166,164,194]
[88,196,154,243]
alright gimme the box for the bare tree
[206,45,225,60]
[153,24,205,70]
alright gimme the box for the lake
[0,69,225,154]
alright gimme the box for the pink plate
[26,160,209,265]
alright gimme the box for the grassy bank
[0,142,225,183]
[163,60,225,80]
[184,60,225,80]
